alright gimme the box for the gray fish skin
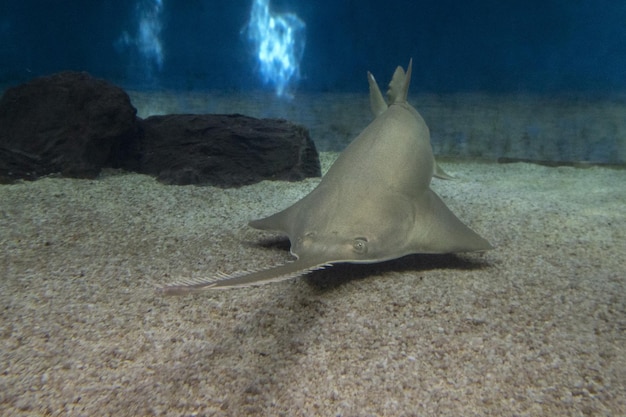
[159,59,492,294]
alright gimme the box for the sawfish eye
[352,237,368,254]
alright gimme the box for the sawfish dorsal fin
[387,58,413,104]
[367,71,388,116]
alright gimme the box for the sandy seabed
[1,149,625,416]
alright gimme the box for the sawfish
[160,59,492,294]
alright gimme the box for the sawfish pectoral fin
[248,208,294,235]
[411,189,493,253]
[157,259,333,294]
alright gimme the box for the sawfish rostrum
[160,60,492,294]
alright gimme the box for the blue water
[2,1,626,95]
[1,0,625,163]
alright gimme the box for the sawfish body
[160,60,492,294]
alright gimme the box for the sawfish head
[283,190,420,266]
[157,185,422,294]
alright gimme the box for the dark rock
[0,71,139,182]
[0,71,321,187]
[136,114,321,187]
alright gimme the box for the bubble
[244,0,306,98]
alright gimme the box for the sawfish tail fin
[433,162,455,180]
[387,58,413,104]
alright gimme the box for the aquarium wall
[1,0,625,162]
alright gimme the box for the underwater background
[2,2,626,416]
[2,0,626,94]
[2,1,626,163]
